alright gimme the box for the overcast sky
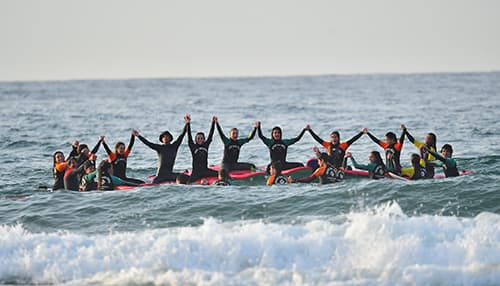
[1,0,499,81]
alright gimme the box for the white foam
[1,202,499,285]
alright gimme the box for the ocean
[1,72,499,285]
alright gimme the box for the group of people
[52,115,460,190]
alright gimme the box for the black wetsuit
[367,131,405,175]
[258,126,306,172]
[137,124,187,184]
[75,140,102,167]
[64,162,88,191]
[187,122,218,182]
[216,122,257,171]
[102,135,144,185]
[309,129,363,168]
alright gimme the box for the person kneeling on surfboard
[267,162,293,186]
[186,115,219,183]
[423,144,459,178]
[295,152,342,184]
[345,151,387,179]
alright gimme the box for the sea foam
[1,202,499,285]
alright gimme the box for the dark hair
[330,131,340,138]
[318,152,329,163]
[196,132,205,138]
[97,160,112,190]
[370,151,385,167]
[385,132,396,142]
[271,126,282,138]
[114,142,125,152]
[411,153,421,168]
[428,133,437,150]
[78,144,89,154]
[53,151,64,166]
[218,168,229,181]
[229,128,238,133]
[159,131,173,142]
[441,144,453,154]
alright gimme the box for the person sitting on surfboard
[102,130,144,185]
[266,162,293,185]
[52,151,69,190]
[308,127,364,169]
[345,151,387,179]
[186,115,219,183]
[215,117,257,172]
[257,121,307,173]
[133,115,188,184]
[423,144,459,177]
[365,127,405,175]
[295,152,341,184]
[400,153,427,180]
[402,125,438,178]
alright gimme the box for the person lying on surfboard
[257,121,307,173]
[308,127,364,169]
[215,116,257,172]
[295,152,341,184]
[345,151,387,179]
[402,125,438,178]
[422,144,459,177]
[364,127,405,175]
[266,162,293,185]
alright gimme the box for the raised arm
[346,131,364,146]
[257,122,273,147]
[127,132,135,152]
[283,126,307,146]
[205,117,216,145]
[308,128,326,145]
[102,139,113,155]
[215,120,230,145]
[90,136,104,154]
[133,129,161,151]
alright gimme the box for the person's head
[98,160,112,175]
[195,132,205,145]
[425,133,437,149]
[369,151,384,165]
[67,158,78,168]
[218,168,229,181]
[385,132,397,145]
[159,131,173,144]
[115,142,126,154]
[271,126,282,140]
[330,131,340,145]
[441,144,453,158]
[318,152,329,166]
[411,153,421,168]
[270,162,283,176]
[53,151,65,165]
[83,160,95,174]
[78,144,89,156]
[229,128,239,140]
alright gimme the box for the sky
[1,0,499,81]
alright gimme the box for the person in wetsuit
[345,151,387,179]
[75,136,104,167]
[213,168,231,186]
[295,152,341,184]
[186,115,219,183]
[266,161,293,186]
[52,151,67,190]
[365,128,405,175]
[215,117,257,172]
[400,153,427,180]
[64,157,92,191]
[102,130,144,185]
[133,116,188,184]
[402,125,438,178]
[257,121,307,173]
[79,160,138,191]
[308,127,364,169]
[423,144,459,178]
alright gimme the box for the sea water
[1,72,500,285]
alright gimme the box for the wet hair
[196,132,205,139]
[67,158,78,168]
[82,160,95,171]
[78,144,89,154]
[53,151,64,166]
[370,151,385,167]
[271,126,282,138]
[427,133,437,150]
[114,142,125,153]
[318,152,329,163]
[411,153,421,168]
[159,131,173,142]
[441,144,453,154]
[330,131,340,138]
[385,132,397,142]
[97,160,112,190]
[229,128,238,134]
